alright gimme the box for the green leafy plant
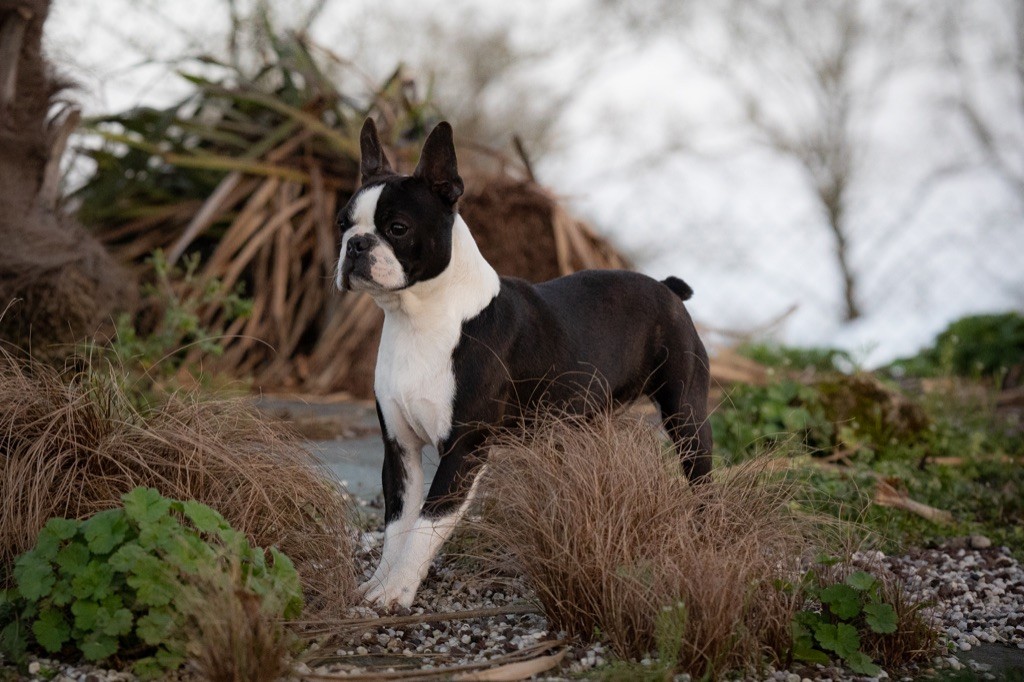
[738,342,857,374]
[887,312,1024,385]
[790,561,900,676]
[102,249,251,381]
[597,601,690,681]
[712,380,834,462]
[0,487,301,678]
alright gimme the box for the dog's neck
[370,214,500,325]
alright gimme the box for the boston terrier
[336,118,712,609]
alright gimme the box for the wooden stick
[0,8,31,110]
[453,649,566,681]
[873,479,953,524]
[301,603,541,635]
[40,106,81,211]
[302,639,562,681]
[167,171,242,265]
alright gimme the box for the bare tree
[940,0,1024,200]
[708,0,921,321]
[598,0,922,322]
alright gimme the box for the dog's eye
[387,222,409,238]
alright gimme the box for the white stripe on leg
[359,441,425,602]
[364,466,485,609]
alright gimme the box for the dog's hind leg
[654,380,713,482]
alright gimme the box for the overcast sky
[46,0,1024,366]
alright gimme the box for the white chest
[375,314,461,447]
[367,215,501,449]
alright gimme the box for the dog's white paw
[359,575,418,610]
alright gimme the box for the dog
[336,118,712,609]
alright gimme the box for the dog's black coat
[414,270,712,518]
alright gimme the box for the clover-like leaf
[79,632,118,661]
[43,518,79,542]
[161,533,210,573]
[793,642,830,665]
[844,650,882,676]
[133,656,165,679]
[122,487,171,526]
[108,542,147,572]
[815,621,861,657]
[136,609,173,645]
[819,583,862,620]
[35,518,79,560]
[54,541,91,576]
[32,608,70,653]
[127,566,179,607]
[82,509,130,555]
[845,571,878,592]
[138,514,181,551]
[103,607,134,638]
[863,602,898,634]
[71,561,114,600]
[71,599,100,632]
[181,500,229,534]
[49,578,74,607]
[268,548,303,618]
[813,622,839,651]
[0,620,29,665]
[14,554,56,600]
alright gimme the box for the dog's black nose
[347,235,372,258]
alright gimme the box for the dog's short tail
[661,276,694,301]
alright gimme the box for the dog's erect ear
[413,122,464,207]
[359,118,395,184]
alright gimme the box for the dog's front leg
[369,427,488,609]
[358,403,425,606]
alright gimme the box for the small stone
[787,673,801,682]
[970,535,992,549]
[28,662,41,675]
[356,646,368,655]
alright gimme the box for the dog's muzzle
[339,234,375,290]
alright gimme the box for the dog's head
[335,119,464,294]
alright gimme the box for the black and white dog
[337,119,712,609]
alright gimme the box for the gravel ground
[8,535,1024,681]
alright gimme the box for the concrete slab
[308,435,440,503]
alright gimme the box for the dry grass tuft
[184,561,295,682]
[0,351,354,615]
[471,408,826,678]
[867,575,941,667]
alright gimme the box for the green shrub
[738,342,856,374]
[888,312,1024,383]
[86,249,252,407]
[714,374,936,464]
[0,487,301,678]
[712,380,834,462]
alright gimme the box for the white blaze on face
[336,184,407,292]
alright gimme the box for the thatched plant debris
[74,32,626,398]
